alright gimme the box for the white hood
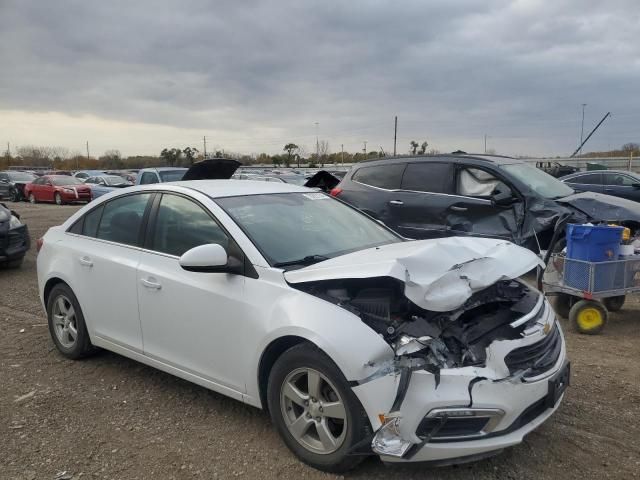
[284,237,543,312]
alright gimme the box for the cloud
[1,0,639,157]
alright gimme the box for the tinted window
[8,172,35,181]
[51,176,84,186]
[96,194,152,246]
[604,173,637,186]
[32,177,44,185]
[158,169,186,182]
[401,162,455,194]
[569,173,602,185]
[75,172,88,179]
[83,205,104,237]
[140,172,158,185]
[151,194,229,257]
[352,164,405,190]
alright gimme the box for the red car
[24,175,92,205]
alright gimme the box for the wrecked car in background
[0,202,30,268]
[38,181,567,472]
[330,154,640,254]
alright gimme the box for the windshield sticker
[302,193,329,200]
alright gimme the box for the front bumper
[0,224,30,262]
[61,190,91,202]
[353,303,568,464]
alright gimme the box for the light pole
[315,122,319,165]
[579,103,587,157]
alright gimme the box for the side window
[32,177,43,185]
[0,173,8,182]
[401,162,455,194]
[140,172,158,185]
[604,173,636,186]
[457,167,500,197]
[85,177,96,184]
[96,194,153,246]
[569,173,601,185]
[151,194,229,257]
[352,164,405,190]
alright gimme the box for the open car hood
[557,191,640,222]
[182,158,241,181]
[284,237,543,312]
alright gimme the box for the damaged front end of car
[286,238,568,462]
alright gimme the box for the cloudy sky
[1,0,639,158]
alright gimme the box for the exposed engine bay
[293,276,540,373]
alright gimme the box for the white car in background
[36,180,568,472]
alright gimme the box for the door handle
[449,205,468,212]
[78,256,93,267]
[389,200,404,206]
[140,278,162,290]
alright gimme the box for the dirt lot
[1,202,639,480]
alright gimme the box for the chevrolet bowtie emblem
[543,323,551,335]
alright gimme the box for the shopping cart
[543,253,640,334]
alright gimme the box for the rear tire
[28,193,37,204]
[46,284,96,359]
[603,295,625,312]
[267,343,369,473]
[553,294,573,318]
[570,299,608,335]
[10,189,20,202]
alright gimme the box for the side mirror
[179,243,242,274]
[491,182,516,206]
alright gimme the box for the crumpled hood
[557,191,640,222]
[285,237,543,312]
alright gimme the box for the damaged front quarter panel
[286,237,554,457]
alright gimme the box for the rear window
[159,170,186,182]
[401,162,455,194]
[352,164,405,190]
[51,176,84,186]
[96,194,153,246]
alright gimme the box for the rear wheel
[569,299,608,335]
[28,193,37,204]
[603,295,625,312]
[46,284,95,359]
[267,343,369,473]
[10,189,20,202]
[553,294,574,318]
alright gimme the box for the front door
[137,193,249,398]
[603,172,640,201]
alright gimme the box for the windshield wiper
[274,255,329,268]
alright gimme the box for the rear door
[603,172,640,201]
[563,172,604,194]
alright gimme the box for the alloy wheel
[52,295,78,348]
[280,367,347,455]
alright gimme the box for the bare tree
[409,141,419,155]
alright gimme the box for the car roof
[354,153,525,167]
[167,179,311,198]
[561,170,639,179]
[140,167,188,172]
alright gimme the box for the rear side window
[604,173,637,186]
[569,173,601,185]
[352,164,405,190]
[140,172,158,185]
[96,194,153,246]
[401,162,455,194]
[150,194,229,257]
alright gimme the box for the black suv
[331,154,640,251]
[0,203,30,268]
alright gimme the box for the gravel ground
[1,202,639,480]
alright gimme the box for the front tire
[267,343,369,473]
[46,284,95,359]
[10,188,20,202]
[570,299,608,335]
[54,192,64,205]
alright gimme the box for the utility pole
[363,141,367,158]
[341,144,344,165]
[393,116,398,156]
[315,122,319,165]
[579,103,587,157]
[85,141,90,169]
[203,136,207,158]
[484,134,487,154]
[6,142,10,168]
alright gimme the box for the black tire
[603,295,625,312]
[553,294,573,318]
[10,188,20,202]
[5,257,23,269]
[54,192,64,205]
[569,299,608,335]
[28,193,37,204]
[46,283,96,359]
[267,343,369,473]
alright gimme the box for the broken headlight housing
[371,414,412,458]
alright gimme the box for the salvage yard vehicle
[84,175,132,199]
[24,175,92,205]
[0,171,37,202]
[330,154,640,253]
[0,202,30,267]
[37,181,569,472]
[560,170,640,203]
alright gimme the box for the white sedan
[37,180,569,472]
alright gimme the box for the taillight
[36,237,44,253]
[330,187,343,197]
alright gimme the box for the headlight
[63,188,74,193]
[9,215,22,229]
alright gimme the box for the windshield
[104,176,128,185]
[51,176,84,186]
[501,163,574,199]
[217,193,401,268]
[159,169,187,182]
[8,172,36,182]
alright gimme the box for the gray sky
[1,0,639,158]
